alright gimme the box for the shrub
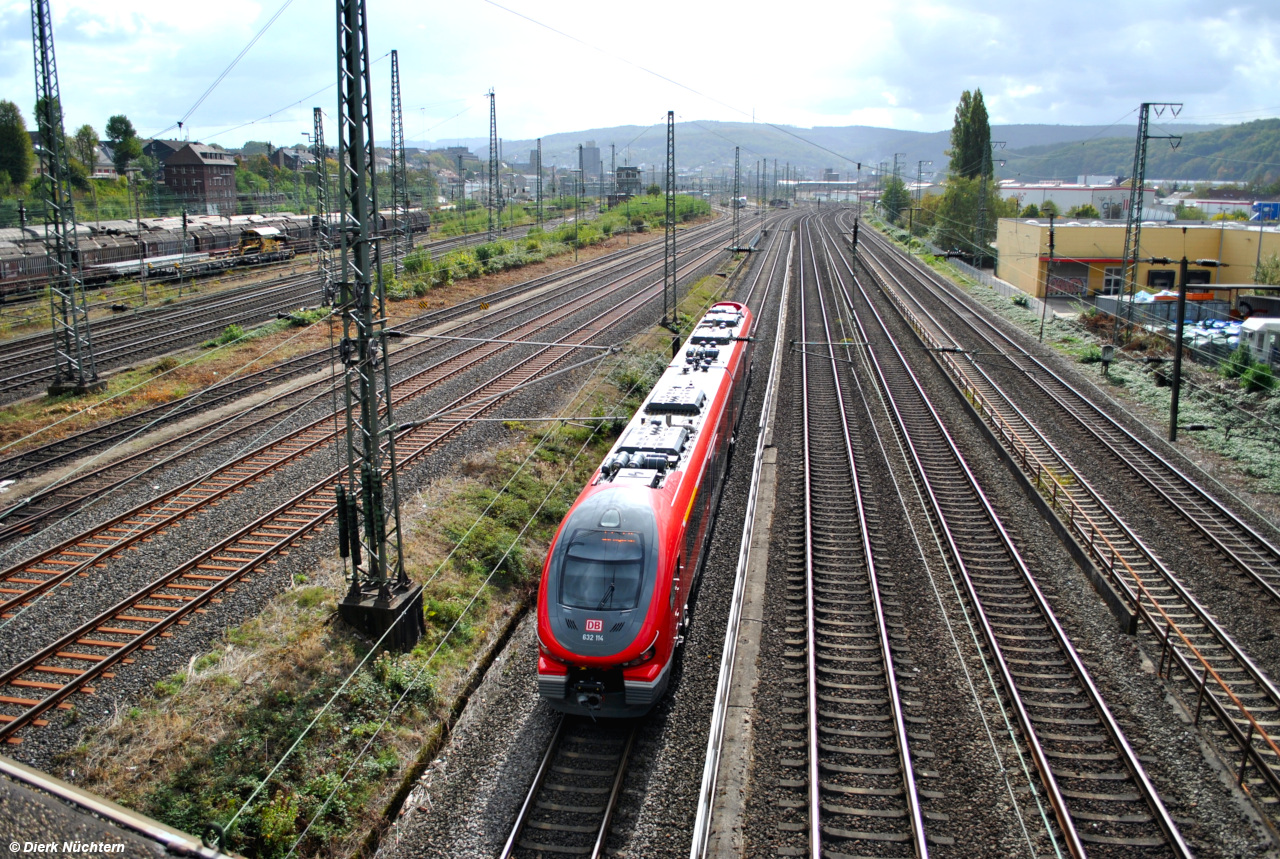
[1241,361,1277,393]
[208,323,246,347]
[403,248,431,274]
[1011,293,1029,307]
[287,308,329,327]
[1220,345,1253,379]
[1079,345,1103,364]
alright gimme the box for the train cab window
[559,530,646,611]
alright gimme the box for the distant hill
[1001,118,1280,184]
[408,120,1223,181]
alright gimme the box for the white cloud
[0,0,1275,151]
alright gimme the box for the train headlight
[538,641,569,665]
[620,635,659,668]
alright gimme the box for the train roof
[598,302,750,491]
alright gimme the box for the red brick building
[163,143,236,214]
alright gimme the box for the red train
[537,301,754,716]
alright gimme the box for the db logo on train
[585,619,604,632]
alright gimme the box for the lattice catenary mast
[32,0,102,396]
[731,145,741,250]
[313,107,335,304]
[535,137,543,226]
[1116,102,1182,338]
[662,111,676,327]
[389,49,410,274]
[487,88,500,241]
[334,0,423,648]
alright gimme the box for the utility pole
[1038,213,1056,342]
[535,137,543,226]
[389,49,409,275]
[32,0,101,395]
[486,88,498,242]
[334,0,423,648]
[132,172,147,305]
[1115,102,1183,342]
[662,110,676,329]
[610,143,616,204]
[313,107,334,304]
[1153,240,1225,442]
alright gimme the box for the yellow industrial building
[995,219,1280,299]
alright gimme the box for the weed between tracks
[55,341,672,859]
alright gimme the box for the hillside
[1001,118,1280,184]
[410,120,1221,180]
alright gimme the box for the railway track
[499,716,636,858]
[858,227,1280,821]
[0,274,323,401]
[863,227,1280,605]
[826,216,1189,857]
[0,228,719,538]
[770,221,928,855]
[0,224,538,405]
[0,230,733,742]
[0,230,730,615]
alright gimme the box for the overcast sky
[1,0,1277,152]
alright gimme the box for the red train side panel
[537,301,753,715]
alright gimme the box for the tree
[1254,253,1280,286]
[1020,203,1041,218]
[1174,202,1204,220]
[947,89,992,180]
[880,175,911,224]
[1040,200,1060,217]
[933,175,1006,259]
[1066,203,1100,218]
[105,114,141,175]
[0,100,34,186]
[72,124,98,173]
[646,184,661,196]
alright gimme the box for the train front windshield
[559,530,645,610]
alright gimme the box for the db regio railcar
[537,301,754,715]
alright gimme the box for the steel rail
[0,221,482,363]
[689,220,794,859]
[794,218,927,857]
[499,715,566,859]
[499,718,637,859]
[0,227,722,539]
[839,221,1188,857]
[0,277,324,395]
[858,232,1280,816]
[0,218,724,484]
[0,240,731,740]
[864,239,1280,704]
[866,227,1280,604]
[0,234,731,620]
